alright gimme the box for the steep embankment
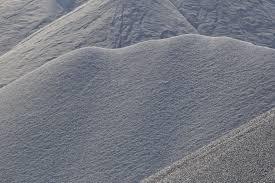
[0,34,274,182]
[0,0,196,88]
[0,0,87,55]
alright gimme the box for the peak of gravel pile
[0,0,197,89]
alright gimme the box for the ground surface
[0,1,274,182]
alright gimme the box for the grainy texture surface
[172,0,275,48]
[143,109,275,183]
[0,0,197,89]
[0,0,87,55]
[0,35,274,182]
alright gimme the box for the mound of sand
[0,34,274,182]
